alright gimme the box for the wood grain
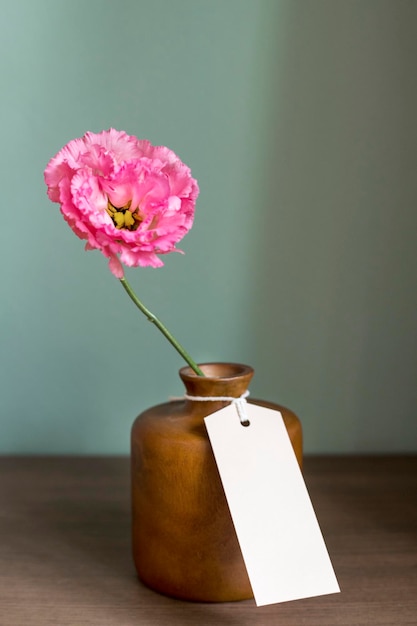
[0,456,416,625]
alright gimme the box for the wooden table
[0,456,416,625]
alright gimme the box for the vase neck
[179,363,254,402]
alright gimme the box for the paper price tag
[204,404,340,607]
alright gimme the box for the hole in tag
[240,419,250,427]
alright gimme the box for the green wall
[1,0,416,454]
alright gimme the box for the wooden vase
[131,363,303,602]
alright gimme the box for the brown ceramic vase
[131,363,303,602]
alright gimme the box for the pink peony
[44,129,199,278]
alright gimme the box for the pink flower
[44,129,199,278]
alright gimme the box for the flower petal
[108,255,124,278]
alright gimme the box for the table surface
[0,455,416,626]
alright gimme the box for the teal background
[1,0,416,454]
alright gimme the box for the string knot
[170,390,250,425]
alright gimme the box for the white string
[181,390,250,402]
[169,390,250,425]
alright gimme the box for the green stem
[119,277,204,377]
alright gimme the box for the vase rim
[179,362,254,381]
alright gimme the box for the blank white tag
[204,404,340,607]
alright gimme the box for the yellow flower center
[106,200,142,231]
